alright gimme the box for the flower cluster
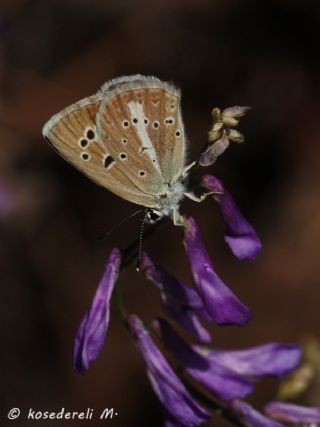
[71,168,320,426]
[70,105,319,427]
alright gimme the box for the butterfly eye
[144,118,148,125]
[122,138,128,144]
[139,170,146,177]
[86,129,95,140]
[119,152,127,161]
[122,120,130,128]
[175,130,181,137]
[132,118,138,124]
[152,121,159,129]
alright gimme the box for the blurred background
[1,0,320,426]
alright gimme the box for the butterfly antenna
[136,209,149,271]
[98,209,144,241]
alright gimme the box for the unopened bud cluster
[199,106,251,167]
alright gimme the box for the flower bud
[222,106,251,119]
[212,122,224,132]
[208,129,222,143]
[211,107,221,122]
[222,116,239,127]
[222,106,251,127]
[228,129,245,143]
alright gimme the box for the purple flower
[202,174,262,260]
[183,216,251,326]
[199,342,301,378]
[154,317,254,401]
[127,314,211,427]
[155,319,301,402]
[230,400,286,427]
[73,248,122,374]
[140,252,211,343]
[265,401,320,424]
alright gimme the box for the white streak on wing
[127,101,162,174]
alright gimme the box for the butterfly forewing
[97,77,186,195]
[42,95,160,208]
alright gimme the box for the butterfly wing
[97,76,186,195]
[42,94,160,208]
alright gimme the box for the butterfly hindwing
[144,82,186,183]
[42,94,160,208]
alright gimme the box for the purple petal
[154,318,254,401]
[202,175,262,260]
[141,253,211,343]
[73,248,122,374]
[128,314,210,427]
[230,400,286,427]
[183,216,251,326]
[163,410,188,427]
[265,402,320,424]
[141,253,208,315]
[199,132,230,166]
[202,343,301,378]
[163,303,212,345]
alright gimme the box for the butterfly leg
[183,190,220,203]
[172,208,185,227]
[182,161,197,177]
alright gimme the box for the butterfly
[43,75,201,225]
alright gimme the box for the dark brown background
[1,0,319,426]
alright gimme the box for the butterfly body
[43,75,191,224]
